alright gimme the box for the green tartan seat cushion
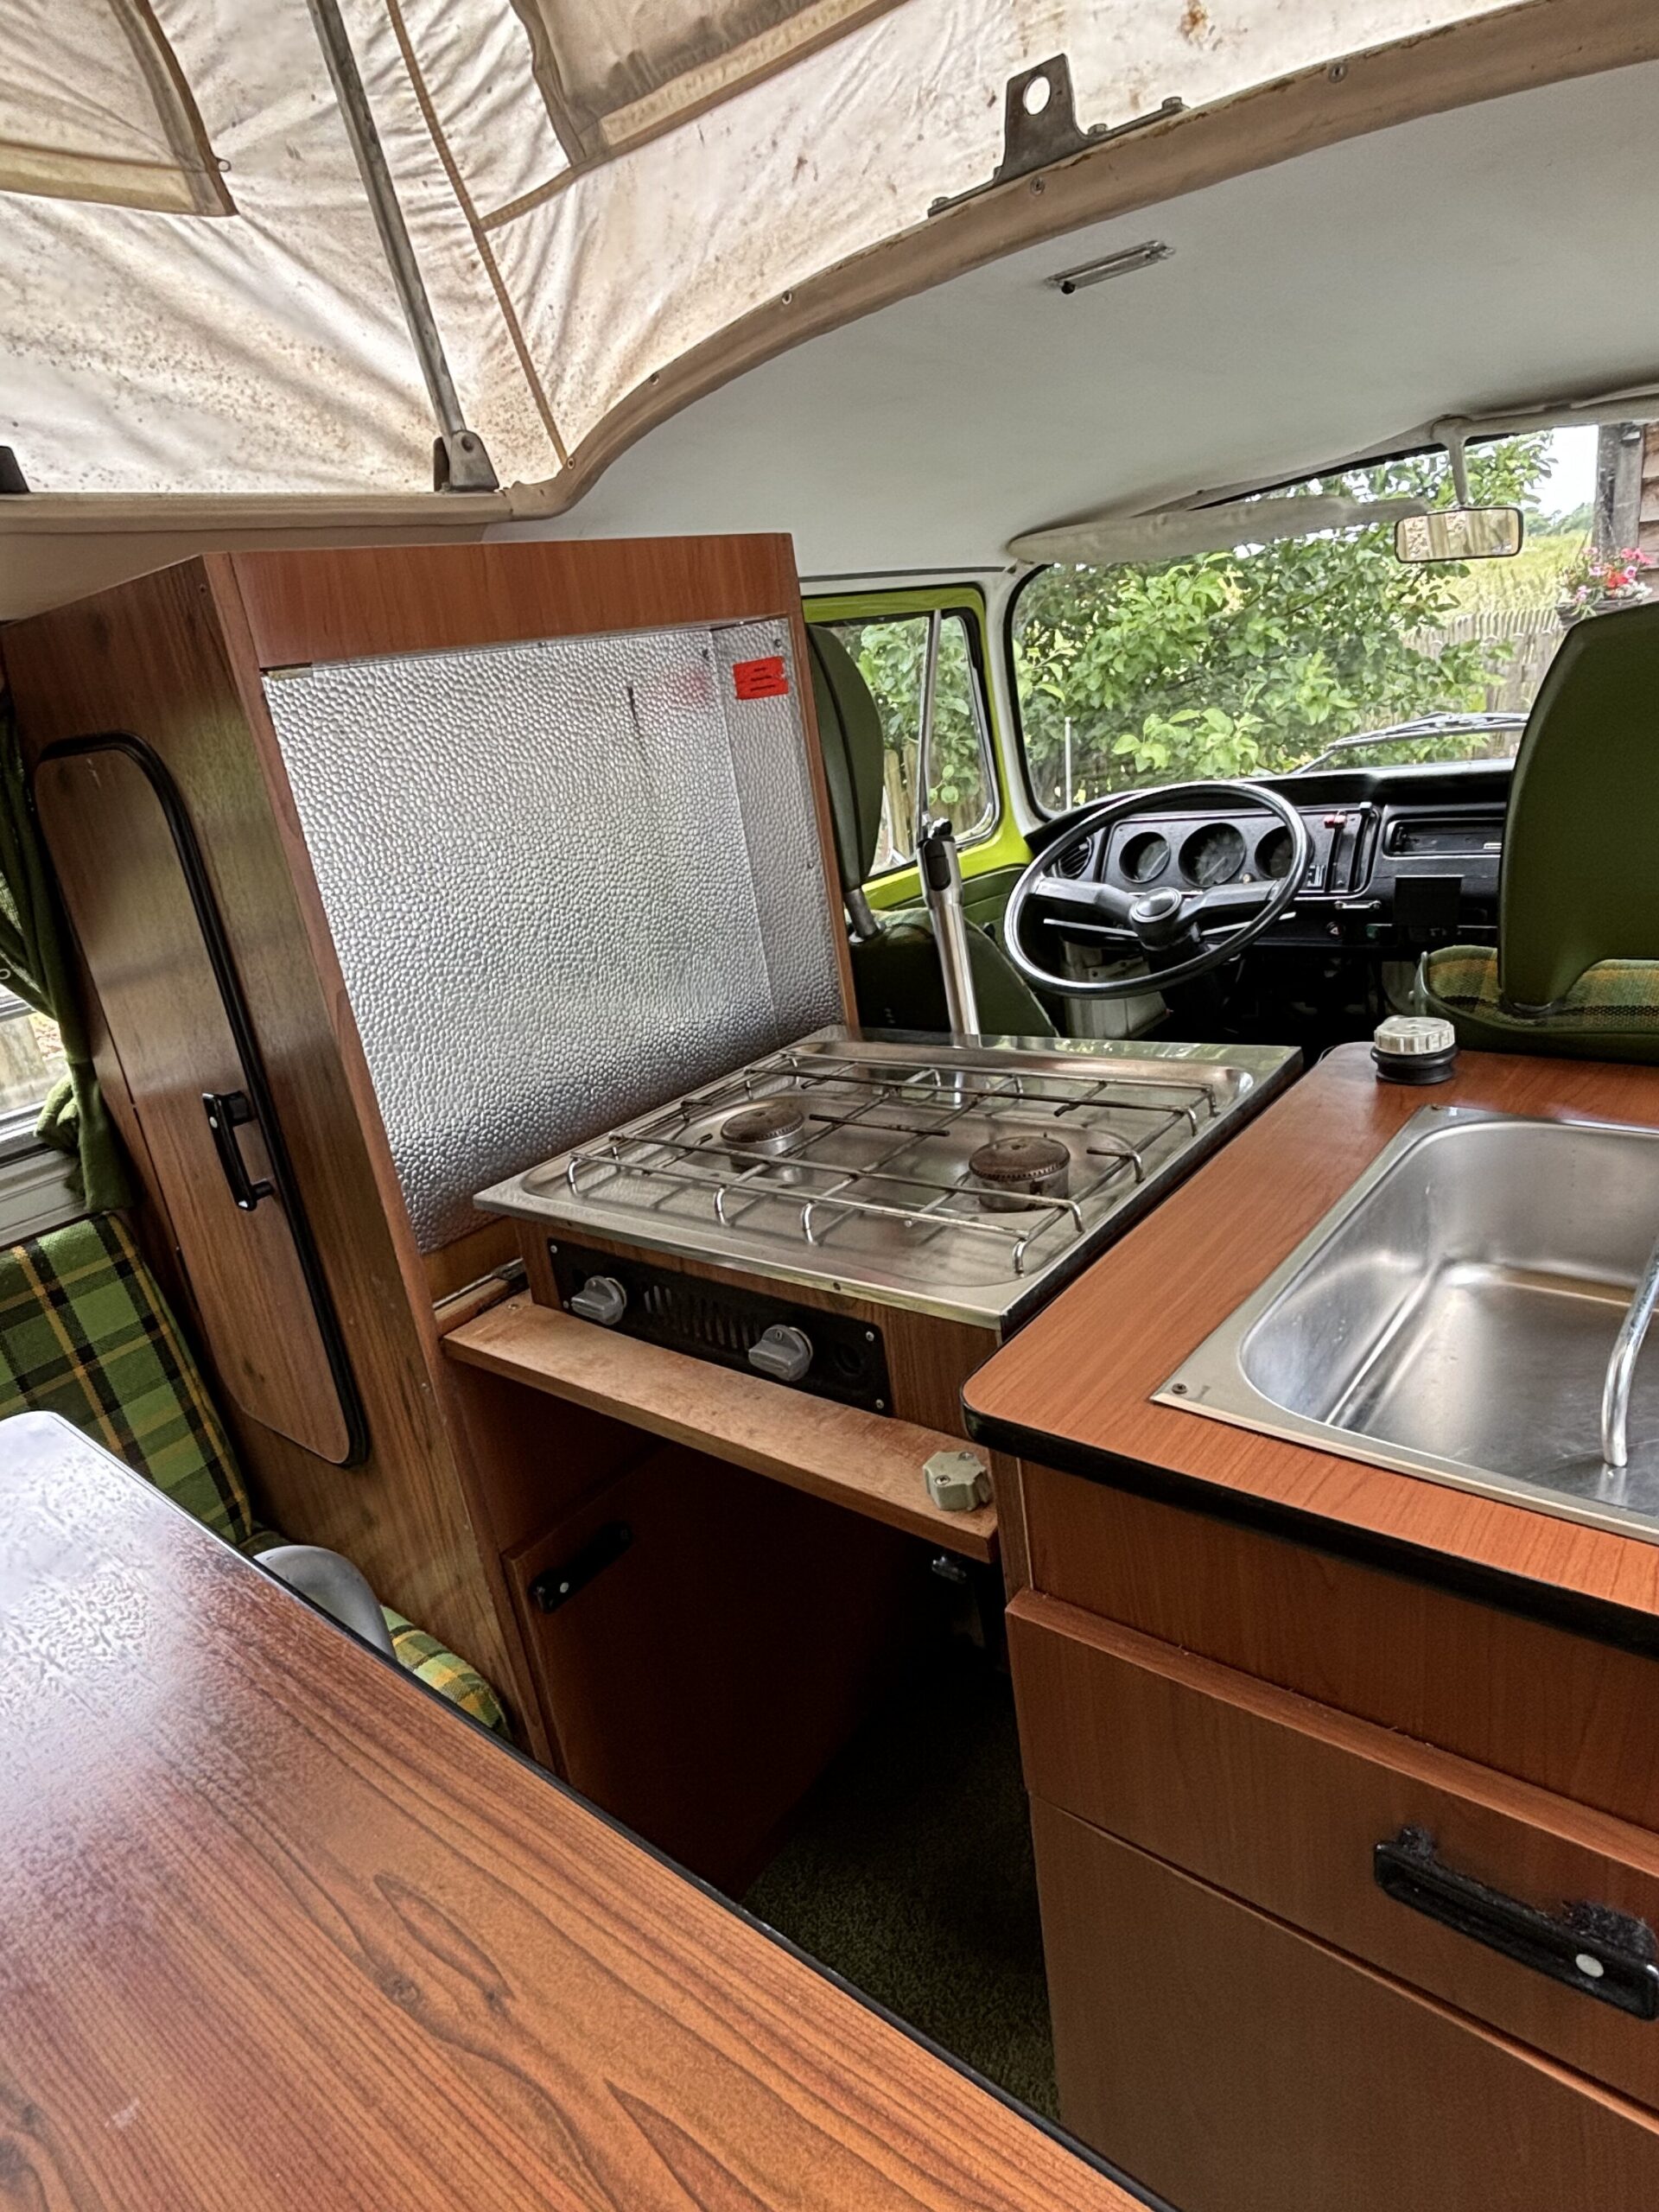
[0,1213,254,1545]
[383,1610,508,1734]
[0,1213,507,1734]
[1422,944,1659,1062]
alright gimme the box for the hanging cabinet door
[35,742,358,1465]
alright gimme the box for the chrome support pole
[303,0,499,492]
[1600,1227,1659,1467]
[913,611,981,1039]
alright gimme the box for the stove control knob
[569,1274,627,1327]
[748,1323,813,1385]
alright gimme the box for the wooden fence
[1408,606,1563,715]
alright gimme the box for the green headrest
[1501,601,1659,1009]
[807,626,887,893]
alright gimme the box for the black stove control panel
[546,1241,893,1415]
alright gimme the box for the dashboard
[1039,761,1510,955]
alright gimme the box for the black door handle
[529,1522,632,1613]
[1376,1827,1659,2019]
[202,1090,274,1212]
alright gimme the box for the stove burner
[968,1133,1071,1212]
[720,1097,810,1157]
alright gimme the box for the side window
[0,991,63,1136]
[823,613,995,875]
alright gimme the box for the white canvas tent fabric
[0,0,1529,501]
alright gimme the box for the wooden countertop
[0,1411,1124,2212]
[964,1044,1659,1642]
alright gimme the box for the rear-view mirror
[1394,506,1523,563]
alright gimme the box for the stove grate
[562,1048,1216,1275]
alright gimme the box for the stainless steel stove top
[476,1030,1299,1327]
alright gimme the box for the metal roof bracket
[929,56,1183,218]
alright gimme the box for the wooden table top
[964,1045,1659,1641]
[0,1412,1135,2212]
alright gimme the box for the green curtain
[0,698,130,1212]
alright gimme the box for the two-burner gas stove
[476,1031,1297,1438]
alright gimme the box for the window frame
[804,588,1005,886]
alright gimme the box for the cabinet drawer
[1032,1802,1659,2212]
[1022,1462,1659,1830]
[1011,1592,1659,2109]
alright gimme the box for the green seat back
[1501,601,1659,1009]
[806,625,887,894]
[1421,605,1659,1060]
[807,624,1055,1039]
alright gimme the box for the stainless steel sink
[1159,1105,1659,1545]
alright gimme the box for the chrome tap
[1599,1228,1659,1467]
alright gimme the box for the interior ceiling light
[1045,240,1172,295]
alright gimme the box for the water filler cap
[1374,1015,1456,1058]
[1372,1014,1459,1084]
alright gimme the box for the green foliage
[1014,438,1553,808]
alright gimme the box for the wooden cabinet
[1033,1804,1659,2212]
[0,536,849,1780]
[1006,1468,1659,2204]
[502,1440,918,1892]
[1012,1592,1659,2110]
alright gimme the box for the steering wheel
[1002,780,1313,1001]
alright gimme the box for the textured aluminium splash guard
[264,619,843,1251]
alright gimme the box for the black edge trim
[962,1406,1659,1662]
[34,734,371,1466]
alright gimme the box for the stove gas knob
[748,1324,814,1385]
[569,1274,627,1327]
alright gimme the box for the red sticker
[733,655,789,699]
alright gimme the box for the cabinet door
[1033,1801,1659,2212]
[505,1440,916,1892]
[35,742,356,1464]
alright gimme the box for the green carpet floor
[742,1640,1058,2120]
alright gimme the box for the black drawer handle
[202,1090,274,1212]
[1376,1827,1659,2020]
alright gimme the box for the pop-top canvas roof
[3,0,1558,512]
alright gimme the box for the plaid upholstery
[384,1610,508,1734]
[1424,945,1659,1033]
[0,1213,253,1545]
[0,1214,507,1734]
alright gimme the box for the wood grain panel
[34,746,349,1461]
[2,560,519,1707]
[1011,1593,1659,2109]
[1022,1466,1659,1832]
[229,537,808,670]
[505,1442,919,1893]
[1032,1802,1659,2212]
[446,1293,999,1560]
[0,1412,1140,2212]
[966,1045,1659,1625]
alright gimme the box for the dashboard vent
[1051,838,1091,880]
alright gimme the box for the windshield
[1011,424,1650,809]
